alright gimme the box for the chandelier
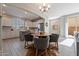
[39,3,50,12]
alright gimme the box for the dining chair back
[34,36,49,55]
[49,33,59,48]
[50,34,59,42]
[24,34,33,48]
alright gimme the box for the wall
[59,16,68,37]
[49,16,68,37]
[49,19,60,34]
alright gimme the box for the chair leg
[49,43,50,49]
[57,42,58,50]
[36,49,38,56]
[48,47,51,56]
[24,41,26,48]
[24,41,28,48]
[26,42,28,46]
[55,42,57,47]
[45,49,47,56]
[48,44,51,55]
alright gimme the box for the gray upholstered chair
[49,34,59,48]
[75,32,79,56]
[19,30,31,41]
[75,32,79,40]
[19,31,26,41]
[34,36,49,56]
[24,34,33,48]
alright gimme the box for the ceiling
[6,3,79,19]
[0,3,79,20]
[0,3,41,21]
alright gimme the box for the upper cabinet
[2,15,12,26]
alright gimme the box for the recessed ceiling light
[25,12,27,14]
[2,4,7,7]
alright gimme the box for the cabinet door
[2,15,11,26]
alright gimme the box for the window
[68,16,79,36]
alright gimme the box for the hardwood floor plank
[3,38,26,56]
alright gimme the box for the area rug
[26,44,58,56]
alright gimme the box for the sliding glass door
[67,16,79,36]
[76,17,79,32]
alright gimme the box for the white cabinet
[2,27,19,39]
[2,15,12,26]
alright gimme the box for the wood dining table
[31,32,50,38]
